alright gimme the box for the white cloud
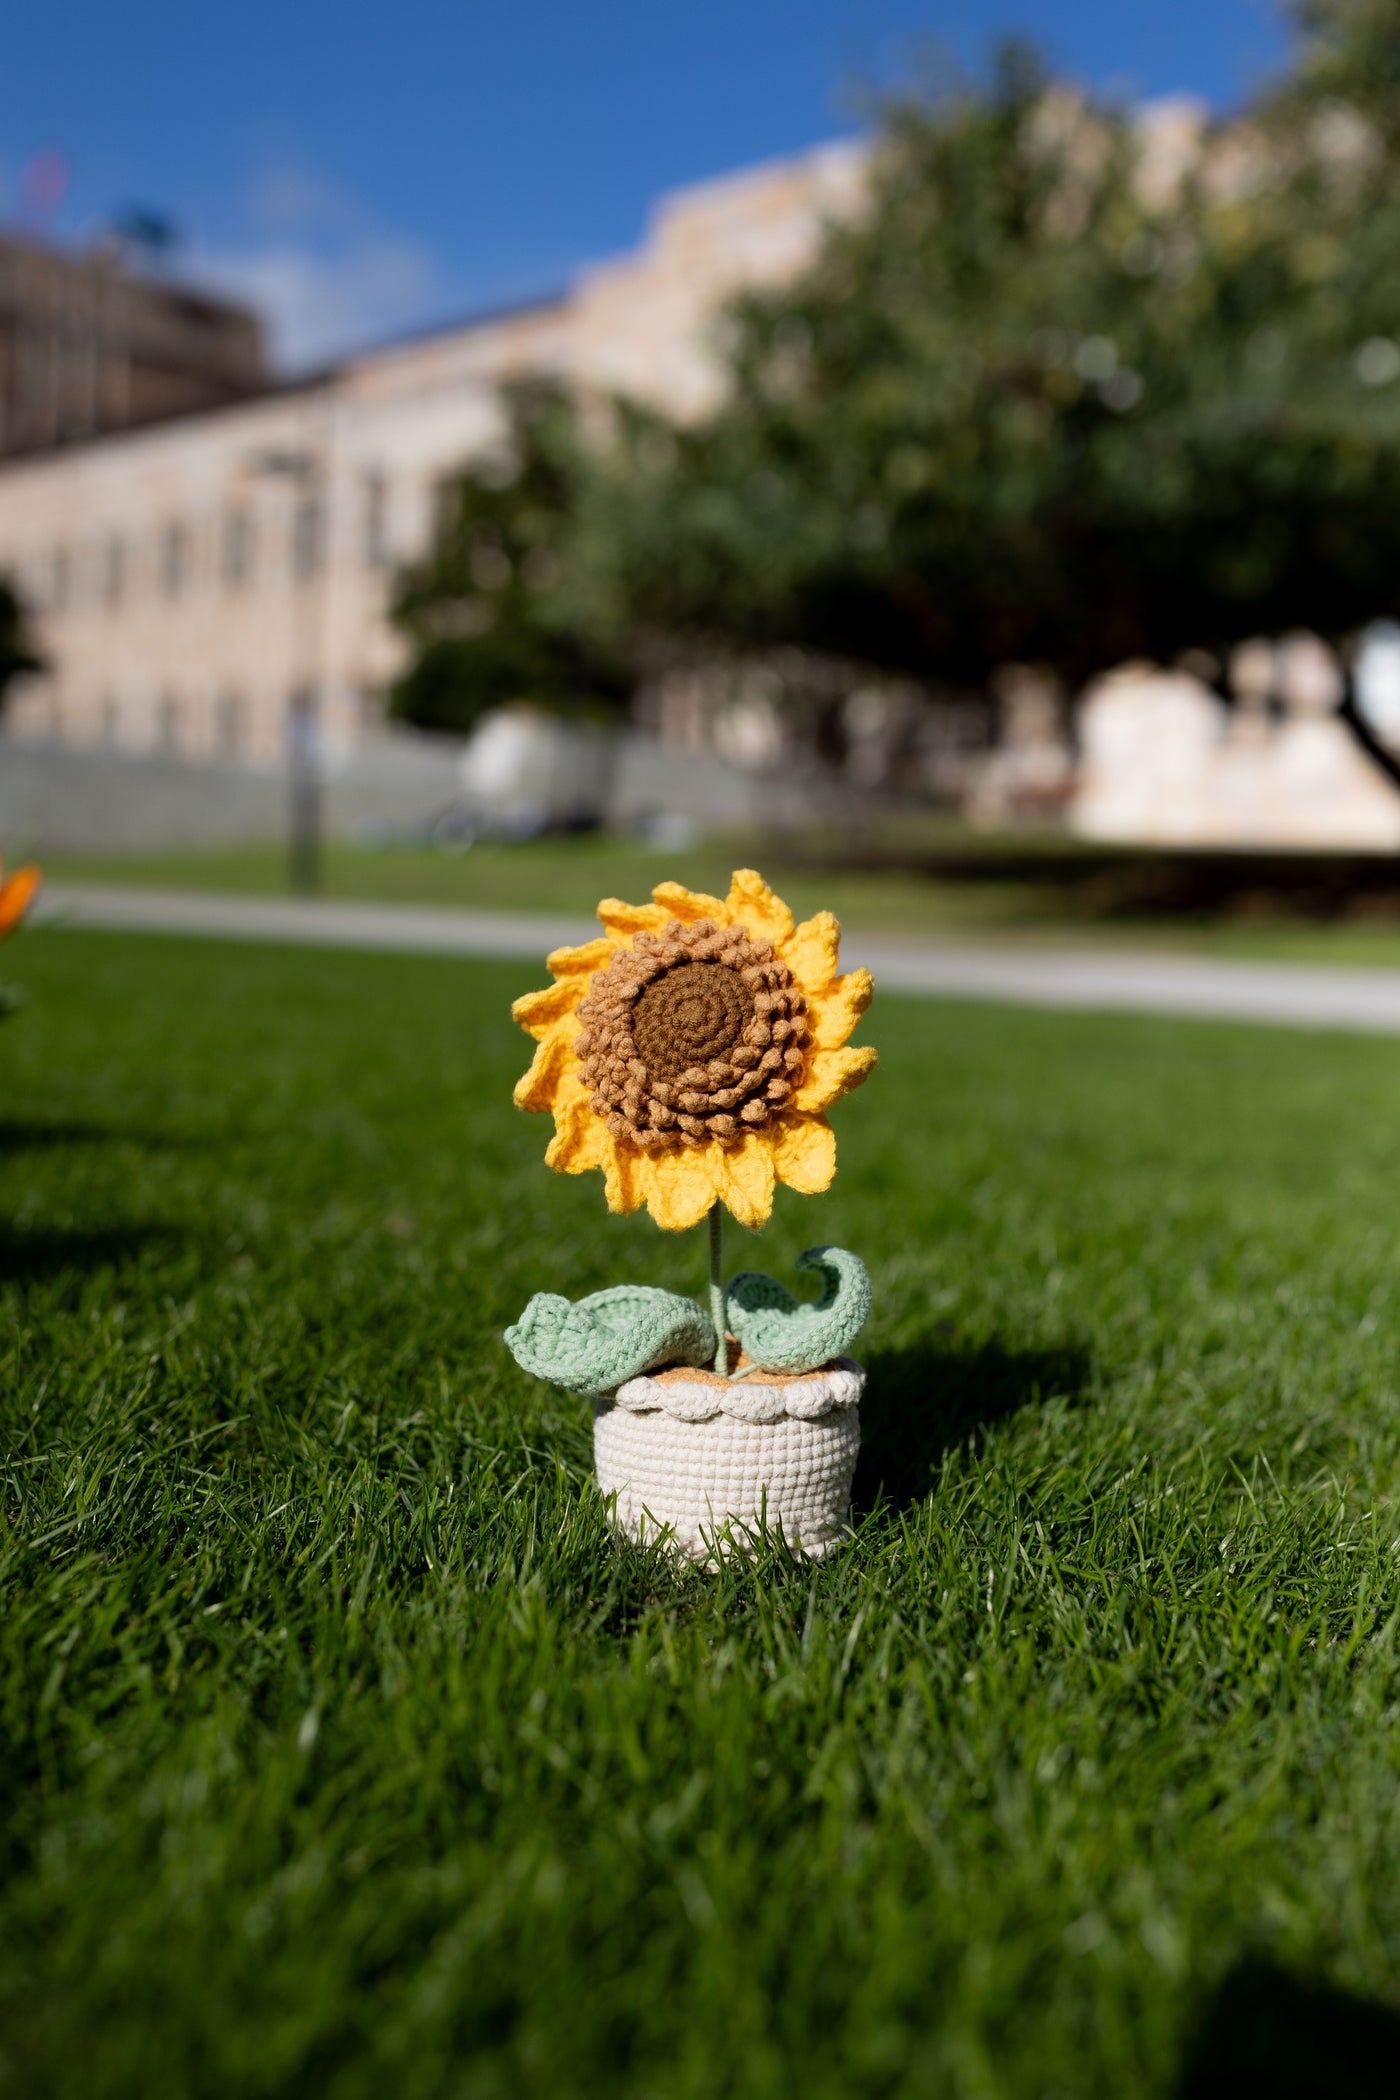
[194,233,442,371]
[190,161,455,373]
[245,163,345,237]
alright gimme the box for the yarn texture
[504,1284,716,1398]
[504,865,878,1574]
[613,1354,864,1421]
[505,1241,870,1393]
[726,1246,872,1374]
[512,869,876,1230]
[574,917,810,1150]
[595,1358,864,1561]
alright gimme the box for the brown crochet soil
[647,1341,840,1388]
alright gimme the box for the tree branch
[1336,665,1400,800]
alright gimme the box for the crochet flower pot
[504,869,877,1567]
[595,1356,864,1563]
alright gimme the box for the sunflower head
[512,869,875,1231]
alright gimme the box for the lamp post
[286,679,321,894]
[249,446,327,894]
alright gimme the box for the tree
[388,380,631,734]
[392,6,1400,785]
[591,14,1400,786]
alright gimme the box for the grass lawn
[40,832,1078,940]
[44,831,1400,971]
[6,927,1400,2096]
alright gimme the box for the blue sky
[2,0,1287,371]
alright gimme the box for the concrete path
[32,879,1400,1037]
[33,881,596,967]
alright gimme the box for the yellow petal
[545,936,613,978]
[513,1030,574,1113]
[771,1114,837,1195]
[597,897,670,941]
[640,1148,717,1232]
[603,1136,647,1216]
[651,880,728,925]
[545,1084,606,1173]
[709,1133,777,1231]
[809,967,874,1050]
[781,910,841,996]
[512,979,587,1038]
[793,1045,878,1113]
[725,868,794,947]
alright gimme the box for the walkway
[33,880,1400,1036]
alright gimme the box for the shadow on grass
[0,1114,189,1154]
[854,1333,1093,1514]
[1176,1957,1400,2098]
[0,1222,186,1285]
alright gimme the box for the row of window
[41,681,385,757]
[87,689,254,757]
[25,470,393,617]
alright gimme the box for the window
[215,690,245,758]
[364,471,389,568]
[222,508,253,588]
[291,498,322,582]
[104,536,124,610]
[161,522,188,599]
[155,692,181,751]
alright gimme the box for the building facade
[0,145,864,768]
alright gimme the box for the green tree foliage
[607,28,1400,693]
[392,8,1400,726]
[0,574,41,710]
[1287,0,1400,123]
[389,381,630,734]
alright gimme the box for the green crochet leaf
[504,1284,716,1398]
[725,1246,872,1374]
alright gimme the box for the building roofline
[0,220,267,329]
[0,282,573,480]
[0,369,330,479]
[339,285,570,370]
[0,133,863,483]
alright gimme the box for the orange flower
[512,868,876,1231]
[0,861,40,938]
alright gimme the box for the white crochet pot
[594,1357,863,1564]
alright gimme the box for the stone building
[0,145,865,768]
[0,230,265,460]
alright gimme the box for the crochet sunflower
[0,859,41,937]
[0,858,41,1020]
[512,868,875,1232]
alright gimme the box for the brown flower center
[573,916,809,1151]
[632,961,755,1079]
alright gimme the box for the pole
[249,444,328,896]
[288,684,321,893]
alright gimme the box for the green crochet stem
[707,1203,726,1374]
